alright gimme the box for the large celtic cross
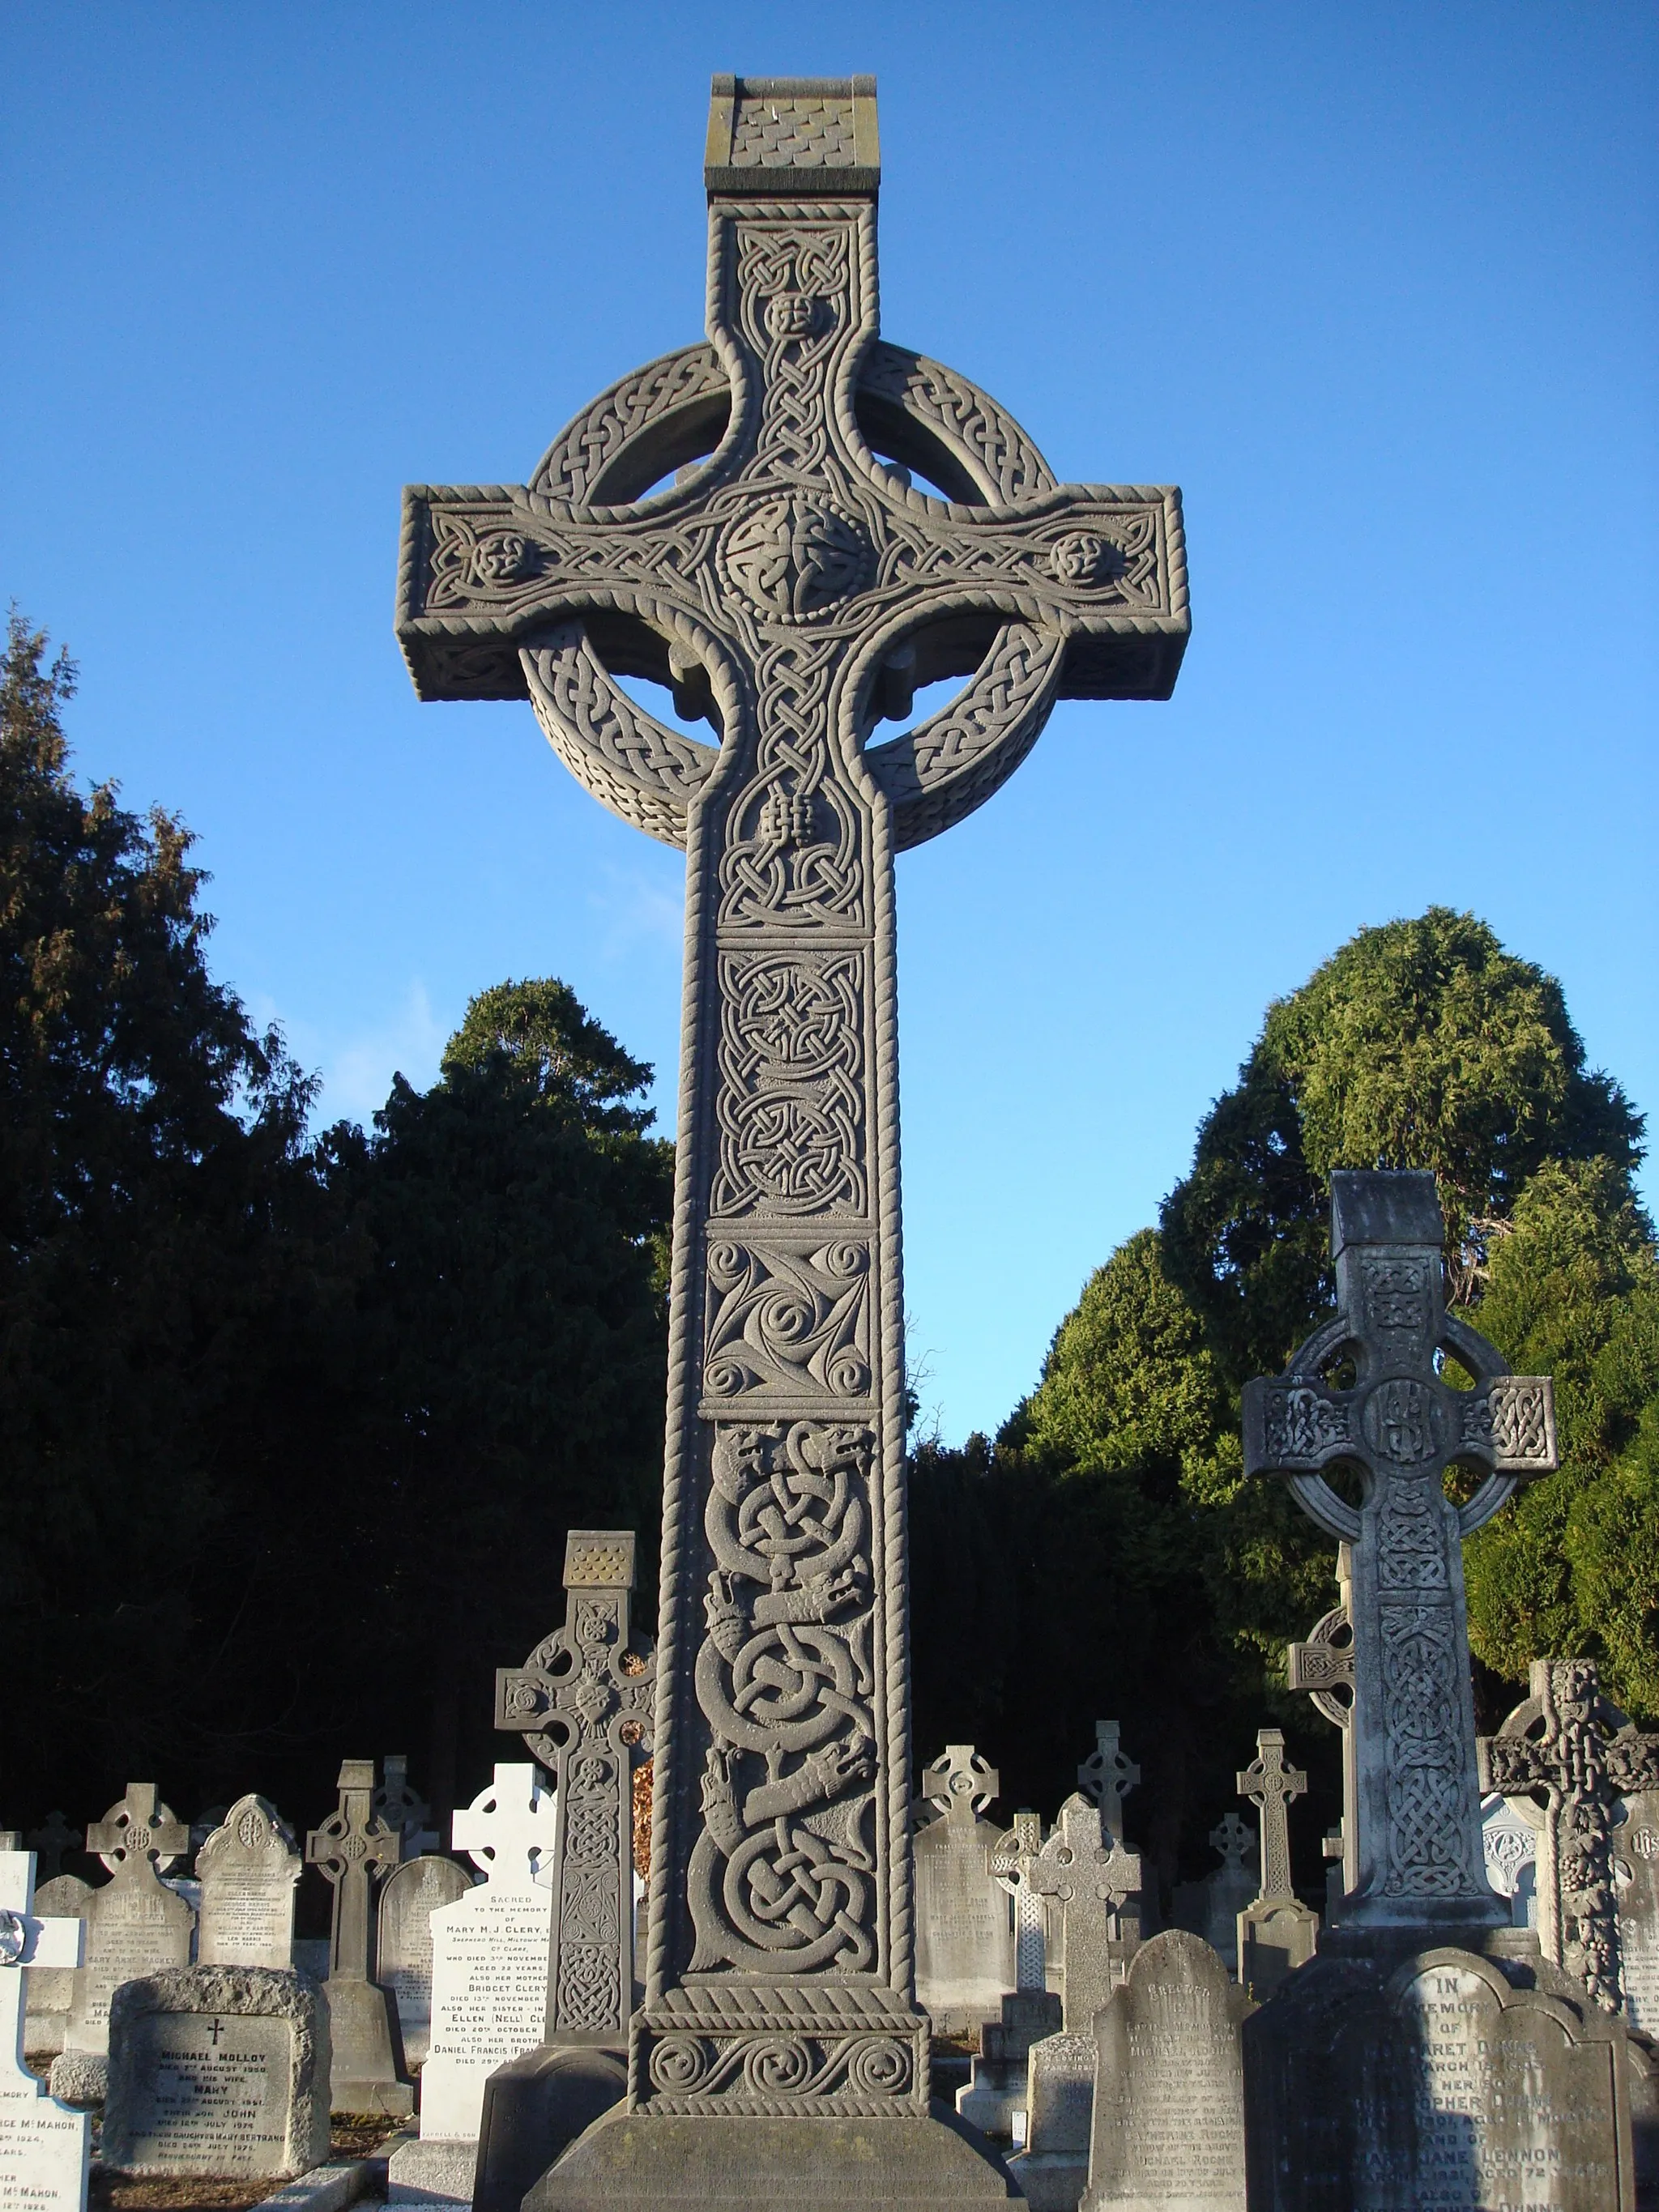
[399,74,1186,2120]
[1243,1171,1558,1935]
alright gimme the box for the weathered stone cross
[1478,1656,1659,2010]
[1286,1547,1356,1901]
[398,74,1186,2125]
[917,1744,1000,1829]
[1077,1719,1140,1846]
[305,1758,400,1983]
[989,1809,1047,1992]
[85,1784,186,1877]
[1243,1170,1558,1934]
[1237,1730,1307,1905]
[1030,1796,1142,2028]
[496,1529,655,2043]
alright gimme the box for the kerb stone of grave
[0,1848,90,2212]
[1079,1929,1249,2212]
[1478,1656,1659,2015]
[399,66,1187,2212]
[386,1763,561,2211]
[305,1758,411,2118]
[102,1966,330,2179]
[1234,1730,1318,1998]
[377,1853,472,2069]
[24,1878,93,2060]
[911,1746,1014,2035]
[1237,1173,1644,2207]
[53,1784,194,2103]
[196,1796,301,1970]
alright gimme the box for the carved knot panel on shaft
[1243,1170,1558,1934]
[398,73,1187,2122]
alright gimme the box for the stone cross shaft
[990,1811,1047,1993]
[1243,1170,1558,1934]
[1237,1731,1307,1904]
[1077,1720,1140,1845]
[1478,1657,1659,2012]
[305,1759,401,1982]
[1030,1796,1141,2027]
[497,1529,655,2044]
[398,75,1186,2120]
[0,1850,84,2079]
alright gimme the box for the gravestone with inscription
[306,1758,411,2117]
[196,1796,301,1970]
[912,1746,1013,2035]
[1235,1730,1318,1997]
[1480,1791,1538,1930]
[0,1848,90,2212]
[399,66,1187,2212]
[1478,1656,1659,2014]
[377,1854,472,2069]
[1239,1174,1640,2206]
[387,1766,561,2208]
[1617,1786,1659,2043]
[102,1967,329,2179]
[53,1785,194,2102]
[24,1877,92,2059]
[1080,1929,1247,2212]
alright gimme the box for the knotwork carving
[711,953,865,1217]
[702,1238,872,1407]
[689,1420,876,1974]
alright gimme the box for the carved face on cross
[1243,1171,1558,1935]
[399,73,1185,2116]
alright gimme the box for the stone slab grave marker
[1480,1790,1539,1930]
[1234,1172,1639,2211]
[305,1758,411,2117]
[1079,1929,1248,2212]
[1234,1729,1318,1997]
[1479,1655,1659,2023]
[377,1855,472,2069]
[101,1966,330,2180]
[1286,1545,1355,1917]
[0,1848,90,2212]
[53,1784,194,2103]
[196,1796,301,1971]
[1617,1788,1659,2044]
[957,1812,1060,2138]
[24,1879,93,2061]
[398,71,1185,2211]
[911,1745,1013,2035]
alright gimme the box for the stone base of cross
[0,1852,89,2212]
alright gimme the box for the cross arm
[1477,1733,1554,1799]
[1606,1728,1659,1797]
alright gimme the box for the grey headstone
[1285,1549,1356,1913]
[955,1987,1061,2140]
[1171,1814,1256,1977]
[1080,1929,1247,2212]
[305,1759,409,2118]
[23,1878,92,2057]
[399,66,1187,2211]
[376,1856,471,2069]
[912,1746,1013,2035]
[196,1796,301,1970]
[56,1787,194,2069]
[1243,1171,1559,1939]
[1006,2032,1096,2212]
[375,1760,439,1861]
[1076,1724,1140,1848]
[1617,1788,1659,2040]
[1031,1796,1143,2031]
[102,1965,330,2179]
[0,1848,91,2212]
[23,1818,82,1886]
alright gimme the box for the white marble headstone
[0,1851,90,2212]
[1480,1790,1538,1930]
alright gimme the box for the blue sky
[4,3,1654,1442]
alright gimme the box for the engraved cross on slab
[1478,1657,1659,2011]
[305,1759,401,1982]
[496,1530,655,2044]
[397,74,1186,2120]
[1243,1170,1559,1933]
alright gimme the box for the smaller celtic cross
[85,1784,186,1878]
[916,1745,1000,1829]
[1209,1810,1255,1875]
[1286,1545,1356,1902]
[990,1810,1047,1993]
[452,1763,560,1886]
[1243,1170,1558,1934]
[1237,1731,1306,1905]
[1478,1657,1659,2011]
[1030,1796,1142,2028]
[305,1759,401,1982]
[497,1529,655,2043]
[1077,1720,1140,1847]
[374,1757,437,1858]
[24,1813,81,1883]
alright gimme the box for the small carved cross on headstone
[85,1784,186,1877]
[1286,1544,1356,1903]
[1478,1656,1659,2011]
[1030,1796,1142,2029]
[305,1759,400,1984]
[1243,1170,1558,1936]
[1077,1721,1140,1848]
[497,1529,655,2044]
[990,1810,1047,1993]
[24,1817,81,1885]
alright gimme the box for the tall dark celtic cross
[1243,1171,1558,1935]
[399,75,1187,2119]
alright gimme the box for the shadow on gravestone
[377,1855,473,2071]
[101,1966,331,2180]
[23,1880,92,2062]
